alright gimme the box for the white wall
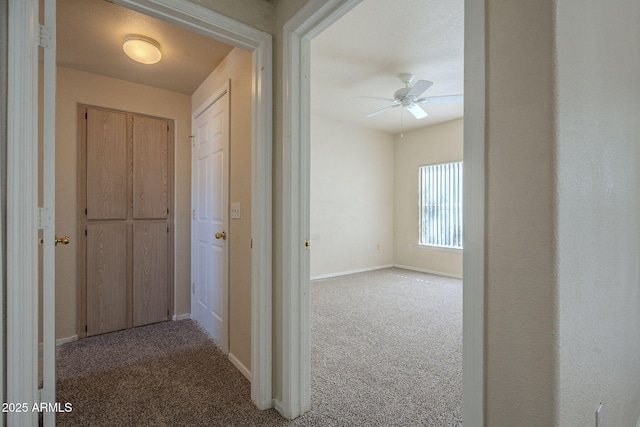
[310,116,463,279]
[310,114,394,278]
[556,0,640,425]
[485,0,640,425]
[393,119,463,278]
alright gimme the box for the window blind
[419,161,463,249]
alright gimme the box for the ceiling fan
[358,73,463,119]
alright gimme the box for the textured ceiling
[311,0,464,134]
[57,0,463,132]
[57,0,234,95]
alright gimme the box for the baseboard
[172,313,191,321]
[38,335,79,358]
[273,399,283,415]
[393,264,463,280]
[311,264,394,280]
[228,352,252,382]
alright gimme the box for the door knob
[55,235,70,246]
[215,231,227,240]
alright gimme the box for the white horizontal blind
[419,161,463,248]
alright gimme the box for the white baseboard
[273,399,283,415]
[228,352,252,382]
[172,313,191,321]
[38,335,78,352]
[393,264,463,280]
[311,264,394,280]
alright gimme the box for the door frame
[6,0,274,413]
[280,0,486,424]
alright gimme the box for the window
[419,161,463,249]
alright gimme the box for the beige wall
[192,47,254,373]
[556,0,640,425]
[186,0,274,34]
[485,1,558,424]
[55,66,192,340]
[310,114,394,278]
[393,119,463,278]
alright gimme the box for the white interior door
[192,83,230,352]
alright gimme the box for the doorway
[5,0,273,422]
[281,0,486,424]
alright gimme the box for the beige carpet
[56,268,462,426]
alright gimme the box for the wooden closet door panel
[133,223,168,326]
[133,116,168,219]
[86,109,128,220]
[86,224,128,336]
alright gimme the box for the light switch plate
[231,203,241,219]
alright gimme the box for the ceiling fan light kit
[358,73,463,120]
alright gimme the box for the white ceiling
[57,0,234,95]
[57,0,464,133]
[311,0,464,134]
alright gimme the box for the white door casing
[40,0,58,426]
[7,0,57,425]
[192,84,230,352]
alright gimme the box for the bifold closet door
[81,106,173,338]
[133,222,169,327]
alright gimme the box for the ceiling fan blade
[357,96,398,103]
[405,104,428,119]
[406,80,433,99]
[365,104,400,117]
[416,94,464,104]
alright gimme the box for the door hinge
[38,24,53,49]
[167,124,170,132]
[85,208,87,215]
[85,325,88,332]
[167,226,169,233]
[85,229,87,236]
[167,309,170,317]
[38,206,52,230]
[85,112,88,120]
[305,239,311,250]
[192,283,195,294]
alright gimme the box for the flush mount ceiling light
[122,34,162,65]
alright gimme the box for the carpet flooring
[56,268,462,426]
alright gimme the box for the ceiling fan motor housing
[394,87,412,101]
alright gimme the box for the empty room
[307,0,464,423]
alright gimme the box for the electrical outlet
[596,403,603,427]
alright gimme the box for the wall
[485,0,640,425]
[55,66,192,340]
[192,47,253,374]
[485,1,559,425]
[310,114,394,278]
[186,0,274,35]
[556,0,640,425]
[393,119,463,278]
